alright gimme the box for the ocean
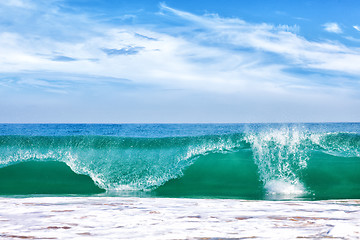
[0,123,359,200]
[1,123,360,239]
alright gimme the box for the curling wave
[0,124,359,199]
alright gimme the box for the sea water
[0,123,359,200]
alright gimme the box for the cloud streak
[161,5,360,76]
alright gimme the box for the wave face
[0,161,104,195]
[0,123,359,200]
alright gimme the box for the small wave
[314,132,360,158]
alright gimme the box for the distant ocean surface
[0,123,359,200]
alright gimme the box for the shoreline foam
[0,197,359,239]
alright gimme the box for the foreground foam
[0,197,359,239]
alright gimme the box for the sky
[1,0,360,123]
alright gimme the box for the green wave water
[0,125,359,200]
[0,161,104,194]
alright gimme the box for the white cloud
[160,5,360,75]
[353,25,360,32]
[1,2,360,96]
[323,22,342,33]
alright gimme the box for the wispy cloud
[1,1,360,94]
[0,71,133,95]
[354,25,360,32]
[323,22,342,33]
[160,4,360,76]
[1,1,360,122]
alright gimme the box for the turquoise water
[0,123,359,200]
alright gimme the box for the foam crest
[0,148,75,168]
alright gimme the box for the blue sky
[1,0,360,123]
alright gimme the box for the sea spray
[244,126,310,197]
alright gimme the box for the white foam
[0,197,359,239]
[265,179,306,197]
